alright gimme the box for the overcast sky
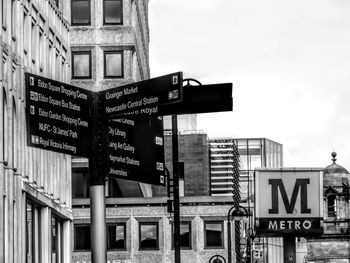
[149,0,350,170]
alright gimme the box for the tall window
[12,97,16,166]
[74,225,91,251]
[71,0,91,25]
[204,221,223,248]
[103,0,122,25]
[139,222,159,250]
[172,222,191,249]
[327,195,336,217]
[2,88,7,160]
[51,215,64,263]
[72,168,90,198]
[11,0,16,39]
[72,51,91,79]
[104,51,123,78]
[2,0,7,28]
[107,223,126,250]
[31,20,37,63]
[26,200,41,263]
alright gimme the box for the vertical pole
[90,185,106,263]
[89,93,107,263]
[283,236,296,263]
[227,219,232,263]
[172,115,181,263]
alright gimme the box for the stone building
[0,0,72,262]
[306,152,350,263]
[72,196,238,263]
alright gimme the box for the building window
[139,222,159,250]
[104,51,123,78]
[327,195,336,217]
[103,0,122,25]
[74,225,91,251]
[71,0,91,26]
[26,200,41,263]
[72,168,90,198]
[51,215,64,263]
[72,51,91,79]
[107,223,126,250]
[1,0,7,28]
[204,221,223,248]
[172,222,191,249]
[11,0,17,39]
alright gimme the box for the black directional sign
[106,116,165,186]
[159,83,232,115]
[25,73,92,157]
[101,72,183,118]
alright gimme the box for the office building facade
[67,0,152,197]
[1,0,72,262]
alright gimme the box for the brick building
[152,131,211,197]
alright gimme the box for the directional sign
[255,168,323,236]
[106,116,165,186]
[159,83,232,115]
[25,73,92,157]
[101,72,183,118]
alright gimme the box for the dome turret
[323,152,349,175]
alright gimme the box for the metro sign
[255,168,323,236]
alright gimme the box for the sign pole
[172,114,181,263]
[283,236,296,263]
[89,93,107,263]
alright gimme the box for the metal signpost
[106,116,166,186]
[25,73,92,157]
[255,168,324,263]
[26,71,234,263]
[101,72,183,118]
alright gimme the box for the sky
[148,0,350,170]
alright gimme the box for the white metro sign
[255,168,323,236]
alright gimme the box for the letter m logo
[268,179,311,214]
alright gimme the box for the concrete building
[306,152,350,263]
[0,0,72,262]
[67,0,152,197]
[72,196,240,263]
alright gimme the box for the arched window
[327,195,336,217]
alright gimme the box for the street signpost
[106,116,165,186]
[25,73,92,157]
[101,72,183,118]
[25,71,234,263]
[159,83,232,115]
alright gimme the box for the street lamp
[209,255,226,263]
[245,227,255,263]
[227,205,250,263]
